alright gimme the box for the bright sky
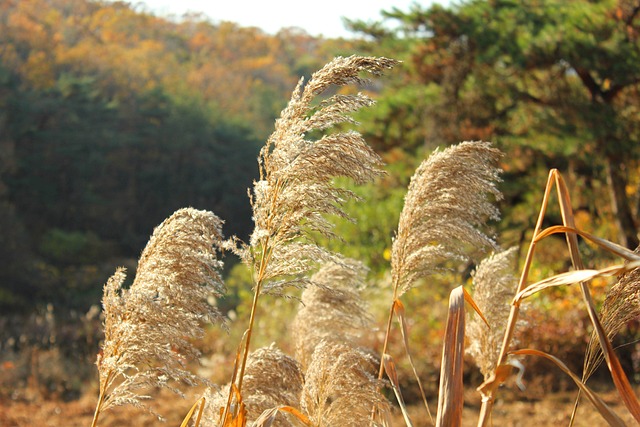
[133,0,447,38]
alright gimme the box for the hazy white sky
[132,0,446,38]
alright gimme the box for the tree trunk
[604,155,639,249]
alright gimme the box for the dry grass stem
[94,208,226,423]
[466,247,520,380]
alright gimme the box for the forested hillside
[2,0,640,317]
[0,0,346,310]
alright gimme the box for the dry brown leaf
[383,354,414,427]
[435,286,465,427]
[511,349,626,427]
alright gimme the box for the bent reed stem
[477,170,557,427]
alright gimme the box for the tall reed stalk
[222,55,397,408]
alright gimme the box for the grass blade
[511,349,627,427]
[394,300,434,425]
[252,406,311,427]
[513,262,640,302]
[435,286,465,427]
[383,354,414,427]
[535,226,640,261]
[462,286,490,328]
[180,397,206,427]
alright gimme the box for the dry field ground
[0,386,636,426]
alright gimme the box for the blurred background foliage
[1,0,640,400]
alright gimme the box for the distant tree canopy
[3,0,640,313]
[0,0,339,311]
[349,0,640,249]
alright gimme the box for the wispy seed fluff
[301,341,388,427]
[291,259,371,368]
[203,344,304,427]
[392,141,503,296]
[227,56,398,295]
[96,208,226,415]
[584,246,640,380]
[466,247,519,380]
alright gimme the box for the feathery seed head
[466,247,519,380]
[291,259,371,368]
[202,344,303,427]
[301,340,388,427]
[392,141,503,296]
[231,56,398,295]
[584,246,640,379]
[96,208,226,415]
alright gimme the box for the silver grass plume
[583,246,640,380]
[94,208,225,418]
[227,55,398,295]
[466,247,519,380]
[203,344,304,427]
[291,259,371,368]
[301,341,388,427]
[392,141,502,297]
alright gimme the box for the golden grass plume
[226,55,399,296]
[291,259,371,368]
[391,141,503,297]
[94,208,225,420]
[203,344,303,427]
[466,247,519,380]
[301,340,388,427]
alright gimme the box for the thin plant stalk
[237,284,261,394]
[90,387,107,427]
[236,184,277,395]
[373,287,401,424]
[237,236,273,393]
[477,169,557,426]
[377,292,399,381]
[91,370,114,427]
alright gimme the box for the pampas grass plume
[228,56,399,295]
[93,208,226,422]
[466,247,519,380]
[291,260,371,368]
[301,341,388,427]
[203,344,303,427]
[392,141,503,296]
